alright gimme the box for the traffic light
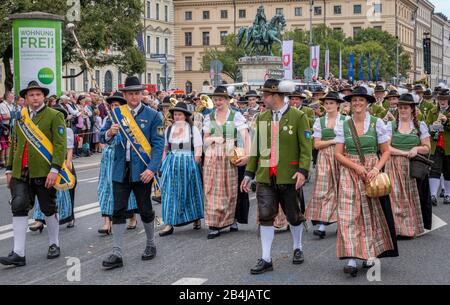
[423,37,431,75]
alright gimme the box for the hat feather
[278,80,296,94]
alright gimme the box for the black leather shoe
[159,226,174,237]
[313,230,326,239]
[292,249,304,264]
[362,261,374,269]
[207,230,220,239]
[0,252,26,267]
[141,246,156,261]
[343,266,358,277]
[250,259,273,274]
[444,196,450,205]
[102,254,123,270]
[230,223,238,232]
[431,196,438,206]
[440,188,445,198]
[47,244,60,259]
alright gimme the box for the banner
[359,54,364,81]
[339,48,342,80]
[13,18,62,97]
[367,54,371,81]
[324,48,330,80]
[348,52,355,81]
[282,40,293,80]
[375,58,380,81]
[310,45,320,79]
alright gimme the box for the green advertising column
[10,12,64,97]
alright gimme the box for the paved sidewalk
[0,153,102,185]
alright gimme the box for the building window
[146,1,151,18]
[333,27,342,32]
[95,70,100,90]
[221,10,228,19]
[374,26,382,31]
[203,11,210,20]
[354,5,362,14]
[314,7,322,16]
[83,70,88,92]
[276,8,283,15]
[104,71,113,93]
[239,9,246,18]
[374,4,382,13]
[185,11,192,20]
[185,56,192,71]
[185,32,192,46]
[118,72,122,85]
[70,69,76,91]
[334,5,342,15]
[185,81,193,94]
[165,38,168,54]
[146,35,151,54]
[147,73,152,84]
[165,5,168,22]
[220,31,228,45]
[156,37,160,54]
[202,32,210,46]
[157,73,161,90]
[156,3,160,20]
[353,27,362,36]
[295,7,302,16]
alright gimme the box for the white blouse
[164,122,203,148]
[335,112,390,144]
[312,114,348,139]
[386,120,430,140]
[202,109,248,134]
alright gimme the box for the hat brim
[245,94,259,98]
[210,93,231,99]
[288,94,306,98]
[319,97,345,103]
[344,93,376,104]
[20,86,50,98]
[257,88,289,94]
[106,96,127,105]
[385,94,400,99]
[169,107,192,116]
[119,85,146,92]
[397,100,418,105]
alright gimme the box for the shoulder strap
[190,124,194,152]
[348,118,366,165]
[166,125,173,151]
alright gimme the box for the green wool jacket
[7,106,67,179]
[418,98,435,122]
[245,106,312,184]
[299,105,315,128]
[425,106,450,155]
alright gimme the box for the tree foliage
[0,0,145,95]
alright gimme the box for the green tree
[201,34,246,82]
[0,0,145,96]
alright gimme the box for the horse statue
[236,6,286,56]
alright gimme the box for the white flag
[282,40,294,80]
[339,48,342,80]
[324,48,330,80]
[310,45,320,79]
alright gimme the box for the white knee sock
[260,226,274,263]
[45,214,59,247]
[444,180,450,196]
[347,259,357,267]
[290,224,303,251]
[429,178,440,197]
[319,224,326,232]
[13,217,28,257]
[440,175,445,188]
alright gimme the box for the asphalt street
[0,164,449,285]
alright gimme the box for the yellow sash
[17,108,76,190]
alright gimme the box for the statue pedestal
[237,56,283,83]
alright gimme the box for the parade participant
[385,93,431,237]
[427,89,450,206]
[0,92,14,168]
[305,91,346,239]
[237,96,249,115]
[159,102,204,236]
[379,90,400,122]
[246,90,260,117]
[288,89,315,128]
[161,97,173,129]
[311,87,326,116]
[417,87,435,121]
[203,86,250,239]
[339,84,353,97]
[100,76,164,270]
[29,106,76,231]
[241,79,312,274]
[97,92,139,235]
[1,81,68,266]
[334,86,398,277]
[340,101,351,116]
[371,85,387,117]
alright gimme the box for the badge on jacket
[157,125,164,136]
[58,126,65,136]
[304,130,312,139]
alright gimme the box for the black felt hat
[169,102,192,117]
[319,91,345,103]
[343,86,376,104]
[385,90,400,99]
[106,91,127,105]
[398,93,417,105]
[20,81,50,98]
[210,86,232,98]
[374,85,386,93]
[119,76,145,92]
[245,90,259,99]
[287,88,307,99]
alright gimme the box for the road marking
[420,214,447,236]
[172,278,208,285]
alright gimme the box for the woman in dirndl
[335,86,398,277]
[203,86,250,239]
[385,93,431,238]
[158,102,204,236]
[305,91,346,239]
[97,92,138,235]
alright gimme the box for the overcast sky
[430,0,450,17]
